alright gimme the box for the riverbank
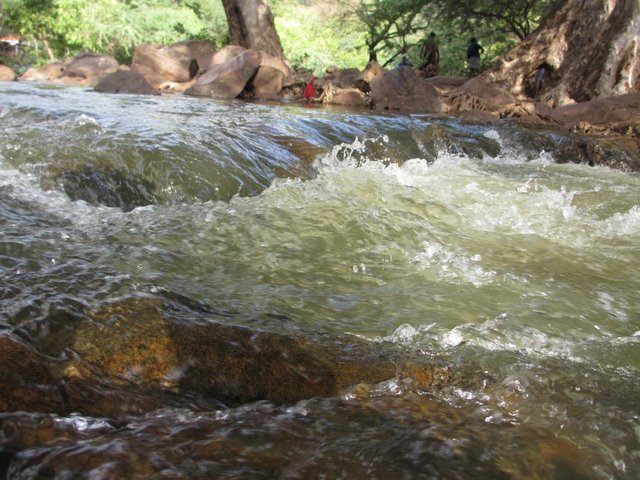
[2,43,639,173]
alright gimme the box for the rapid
[1,82,639,478]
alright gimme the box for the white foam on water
[602,205,640,237]
[0,159,123,228]
[54,414,114,433]
[411,241,497,287]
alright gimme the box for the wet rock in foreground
[0,333,64,413]
[0,394,597,480]
[69,295,460,407]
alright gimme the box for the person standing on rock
[533,63,548,97]
[467,37,484,77]
[421,32,440,70]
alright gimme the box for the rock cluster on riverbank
[1,40,639,171]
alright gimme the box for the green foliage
[355,0,431,67]
[272,1,368,75]
[1,0,547,77]
[2,0,229,66]
[436,0,556,40]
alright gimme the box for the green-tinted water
[1,83,639,478]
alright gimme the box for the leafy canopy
[1,0,553,76]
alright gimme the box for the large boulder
[19,62,64,82]
[60,53,119,85]
[131,44,198,88]
[210,44,248,68]
[94,70,160,96]
[184,49,263,98]
[0,64,16,81]
[171,39,216,73]
[248,65,284,99]
[245,50,292,99]
[370,66,445,113]
[319,64,383,96]
[258,51,292,78]
[354,61,384,93]
[323,67,362,89]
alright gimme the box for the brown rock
[94,70,160,96]
[458,110,500,125]
[323,67,362,89]
[20,62,65,82]
[353,62,384,93]
[370,66,445,113]
[258,51,292,78]
[248,65,284,99]
[172,39,216,72]
[39,61,65,80]
[209,44,247,68]
[184,49,263,98]
[326,88,366,107]
[131,44,198,86]
[63,376,165,417]
[0,64,16,81]
[62,53,119,80]
[426,76,467,97]
[69,295,467,406]
[548,92,640,134]
[449,77,517,113]
[0,332,64,413]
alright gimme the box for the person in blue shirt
[467,38,484,77]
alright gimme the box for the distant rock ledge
[2,40,639,170]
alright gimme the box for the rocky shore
[1,40,639,171]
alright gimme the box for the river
[1,82,639,478]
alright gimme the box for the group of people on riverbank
[399,32,484,78]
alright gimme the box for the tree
[2,0,59,61]
[355,0,430,67]
[486,0,640,103]
[436,0,556,40]
[221,0,284,58]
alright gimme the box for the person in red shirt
[304,76,317,103]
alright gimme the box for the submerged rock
[56,165,158,211]
[553,134,640,171]
[64,294,471,408]
[0,332,64,413]
[0,393,597,480]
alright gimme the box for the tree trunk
[485,0,640,105]
[221,0,284,59]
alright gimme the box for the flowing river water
[1,82,639,478]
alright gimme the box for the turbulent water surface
[1,82,639,478]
